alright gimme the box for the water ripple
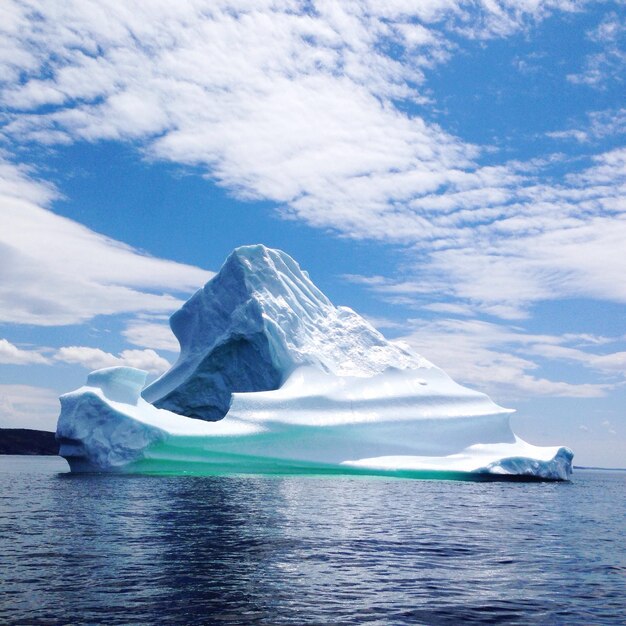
[0,457,624,624]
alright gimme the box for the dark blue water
[0,456,624,625]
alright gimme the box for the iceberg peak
[143,245,432,420]
[226,243,332,309]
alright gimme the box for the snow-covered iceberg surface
[58,365,573,479]
[56,245,573,480]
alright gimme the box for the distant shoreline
[0,429,59,455]
[574,465,626,472]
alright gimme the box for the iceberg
[56,245,573,480]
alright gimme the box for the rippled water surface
[1,456,624,625]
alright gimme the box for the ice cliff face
[143,244,431,420]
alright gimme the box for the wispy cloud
[54,346,170,374]
[567,11,626,87]
[0,335,171,373]
[0,338,49,365]
[0,157,212,326]
[122,317,179,352]
[527,342,626,377]
[547,107,626,143]
[400,317,619,400]
[0,384,60,430]
[602,419,617,434]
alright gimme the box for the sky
[0,0,625,467]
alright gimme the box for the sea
[1,456,624,625]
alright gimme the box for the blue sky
[1,1,624,466]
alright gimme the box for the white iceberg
[56,245,573,480]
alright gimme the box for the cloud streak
[0,384,60,430]
[54,346,170,374]
[122,317,180,352]
[0,158,212,325]
[567,11,626,88]
[547,108,626,143]
[0,336,171,373]
[399,318,619,400]
[0,338,49,365]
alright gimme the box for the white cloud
[588,11,625,44]
[362,315,406,330]
[0,384,60,430]
[122,318,180,352]
[601,419,617,434]
[422,302,476,316]
[401,317,616,400]
[567,11,626,87]
[0,158,212,326]
[0,338,49,365]
[0,332,173,372]
[547,108,626,143]
[345,147,626,319]
[55,346,170,374]
[528,343,626,378]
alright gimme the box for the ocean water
[0,456,624,625]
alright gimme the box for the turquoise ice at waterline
[56,246,573,480]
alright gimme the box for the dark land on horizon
[0,429,59,455]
